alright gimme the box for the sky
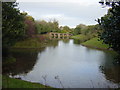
[17,0,108,28]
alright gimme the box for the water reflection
[62,39,70,44]
[5,39,120,88]
[99,53,120,84]
[45,40,59,48]
[3,40,59,76]
[3,50,39,76]
[73,39,81,44]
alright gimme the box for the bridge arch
[49,32,72,39]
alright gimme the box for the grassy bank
[70,34,94,43]
[81,37,118,56]
[2,76,52,88]
[82,37,109,50]
[70,34,88,41]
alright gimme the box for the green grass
[70,34,89,42]
[82,37,109,49]
[70,34,86,40]
[2,76,52,88]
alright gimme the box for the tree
[81,26,89,35]
[99,0,119,6]
[98,0,120,62]
[2,2,25,47]
[35,19,60,34]
[98,1,120,52]
[59,26,72,33]
[52,19,59,32]
[24,15,36,37]
[35,20,49,34]
[74,24,82,35]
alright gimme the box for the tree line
[73,24,101,35]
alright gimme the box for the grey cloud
[18,2,108,27]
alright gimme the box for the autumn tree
[24,15,36,37]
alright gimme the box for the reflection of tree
[3,50,39,76]
[99,53,120,83]
[100,66,120,83]
[73,39,81,45]
[46,40,59,48]
[62,39,69,44]
[3,40,59,75]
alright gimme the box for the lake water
[7,39,120,88]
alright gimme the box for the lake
[6,39,120,88]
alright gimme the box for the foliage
[51,19,60,32]
[59,26,73,33]
[98,1,120,54]
[80,26,88,35]
[99,0,119,6]
[71,24,100,44]
[81,24,100,36]
[25,15,34,21]
[73,24,85,35]
[35,19,60,34]
[24,15,36,37]
[74,26,81,35]
[35,20,49,34]
[73,24,101,36]
[36,24,73,34]
[2,2,25,47]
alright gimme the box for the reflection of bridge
[49,32,72,39]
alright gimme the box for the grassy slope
[82,37,109,49]
[70,34,89,42]
[2,76,52,88]
[70,34,86,39]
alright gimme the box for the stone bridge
[49,32,72,39]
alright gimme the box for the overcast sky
[17,0,108,28]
